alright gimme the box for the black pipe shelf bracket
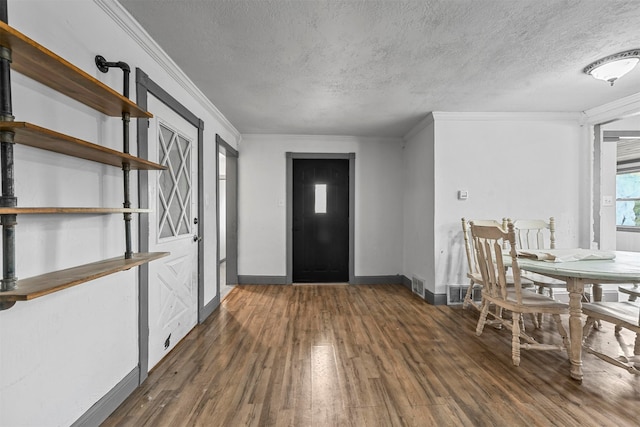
[0,0,15,309]
[95,54,134,259]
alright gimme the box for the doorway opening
[217,135,238,300]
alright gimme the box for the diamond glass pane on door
[158,123,192,238]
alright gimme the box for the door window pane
[158,123,193,238]
[315,184,327,214]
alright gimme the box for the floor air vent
[412,276,425,299]
[447,284,481,305]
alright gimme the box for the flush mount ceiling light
[584,49,640,86]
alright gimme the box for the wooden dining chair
[614,283,638,338]
[461,217,507,310]
[619,283,639,302]
[471,221,570,367]
[461,218,534,321]
[510,217,568,299]
[581,300,640,375]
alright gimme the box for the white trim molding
[431,111,583,122]
[403,113,435,141]
[94,0,241,142]
[404,111,583,142]
[242,134,402,145]
[583,92,640,125]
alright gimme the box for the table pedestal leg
[567,278,584,381]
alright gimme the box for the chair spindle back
[461,217,507,278]
[510,217,555,250]
[470,221,524,305]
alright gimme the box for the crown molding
[403,113,435,141]
[430,111,582,122]
[242,134,403,145]
[582,91,640,125]
[403,111,583,141]
[93,0,241,142]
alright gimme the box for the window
[158,123,193,238]
[616,171,640,227]
[314,184,327,214]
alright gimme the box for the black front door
[292,159,349,282]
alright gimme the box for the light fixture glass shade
[584,49,640,86]
[589,58,639,85]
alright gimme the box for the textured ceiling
[119,0,640,137]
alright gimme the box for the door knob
[193,235,202,242]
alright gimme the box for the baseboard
[426,289,448,306]
[400,275,412,290]
[237,275,288,285]
[401,274,446,305]
[72,367,139,427]
[352,275,404,285]
[199,295,219,323]
[235,274,444,304]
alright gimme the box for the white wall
[402,113,586,296]
[238,134,404,278]
[402,118,435,289]
[598,133,618,250]
[0,1,238,425]
[618,232,640,251]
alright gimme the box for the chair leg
[476,300,490,336]
[582,316,596,340]
[634,332,640,369]
[528,313,540,329]
[492,306,504,330]
[512,313,521,366]
[552,313,571,355]
[463,280,475,309]
[537,286,545,325]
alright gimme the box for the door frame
[135,68,204,383]
[216,134,239,296]
[286,152,355,284]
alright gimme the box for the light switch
[458,190,468,200]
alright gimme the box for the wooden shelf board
[0,207,151,214]
[0,21,152,118]
[0,252,170,302]
[0,122,166,170]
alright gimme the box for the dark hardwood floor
[103,284,639,426]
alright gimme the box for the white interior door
[147,95,199,370]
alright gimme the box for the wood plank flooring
[103,284,640,426]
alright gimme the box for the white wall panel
[402,113,585,296]
[238,135,404,277]
[401,119,436,289]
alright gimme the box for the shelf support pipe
[95,55,133,259]
[0,0,17,309]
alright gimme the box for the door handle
[193,235,202,242]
